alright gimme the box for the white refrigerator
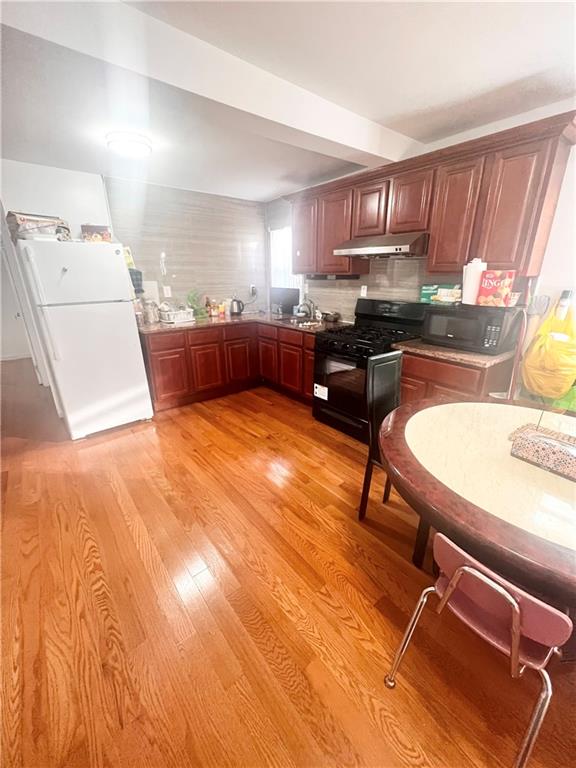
[17,240,153,440]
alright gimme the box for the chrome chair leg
[385,586,436,689]
[514,668,553,768]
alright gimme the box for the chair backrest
[433,534,573,649]
[366,351,402,463]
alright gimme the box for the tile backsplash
[307,259,460,321]
[105,177,267,309]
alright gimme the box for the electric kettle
[230,297,245,316]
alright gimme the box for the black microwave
[422,305,524,355]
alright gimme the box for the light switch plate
[360,285,368,297]
[163,285,172,298]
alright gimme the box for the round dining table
[379,400,576,610]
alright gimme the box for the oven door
[313,350,369,442]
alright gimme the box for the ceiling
[0,25,362,202]
[1,2,574,202]
[133,1,576,142]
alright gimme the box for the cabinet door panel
[352,181,388,237]
[303,350,315,400]
[189,343,225,391]
[225,339,256,383]
[258,338,278,383]
[150,348,189,401]
[388,169,434,233]
[474,139,551,272]
[427,382,472,402]
[428,157,484,272]
[292,198,317,273]
[400,376,427,404]
[278,343,303,394]
[317,188,354,273]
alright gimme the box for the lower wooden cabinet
[189,343,225,391]
[278,343,303,394]
[399,352,514,404]
[303,350,315,399]
[224,338,257,384]
[400,375,427,404]
[149,348,189,403]
[258,338,278,383]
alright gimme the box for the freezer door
[40,302,153,439]
[19,241,132,305]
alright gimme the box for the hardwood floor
[2,358,575,768]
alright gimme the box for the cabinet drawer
[304,333,316,350]
[402,354,482,394]
[148,332,186,352]
[278,328,304,347]
[224,324,255,340]
[258,324,278,339]
[187,328,222,345]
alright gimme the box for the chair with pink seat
[385,533,573,768]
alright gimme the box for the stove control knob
[342,343,351,352]
[329,340,339,349]
[367,348,374,356]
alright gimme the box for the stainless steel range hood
[333,231,428,258]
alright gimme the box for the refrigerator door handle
[40,307,61,361]
[24,247,47,305]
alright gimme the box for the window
[269,226,301,290]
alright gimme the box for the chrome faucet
[296,297,316,318]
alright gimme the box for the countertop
[138,312,349,336]
[392,339,516,369]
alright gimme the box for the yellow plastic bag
[522,304,576,399]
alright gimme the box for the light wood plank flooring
[2,359,574,768]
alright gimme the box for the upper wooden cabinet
[317,188,355,273]
[387,169,434,233]
[472,139,552,274]
[292,189,369,275]
[352,181,389,237]
[427,157,485,272]
[292,198,317,273]
[290,113,575,279]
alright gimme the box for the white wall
[0,159,110,238]
[0,159,111,360]
[537,153,576,301]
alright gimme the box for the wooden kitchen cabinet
[387,169,434,233]
[317,188,369,275]
[352,181,389,237]
[472,139,551,274]
[292,197,317,273]
[427,157,485,272]
[188,343,226,392]
[224,338,257,384]
[399,375,428,404]
[278,343,303,394]
[293,188,369,276]
[258,337,278,383]
[399,351,514,405]
[149,348,189,404]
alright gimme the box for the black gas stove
[313,299,427,442]
[315,299,426,360]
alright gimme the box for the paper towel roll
[462,259,486,304]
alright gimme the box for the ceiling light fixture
[105,131,152,158]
